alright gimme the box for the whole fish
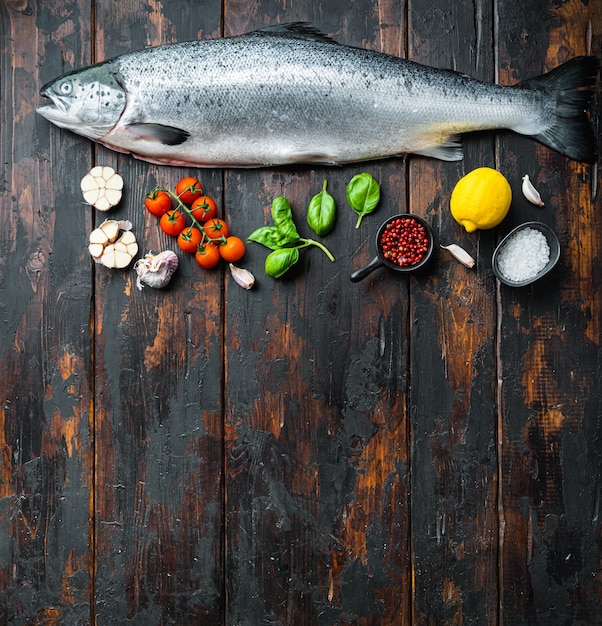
[37,23,599,167]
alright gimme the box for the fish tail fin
[517,56,600,162]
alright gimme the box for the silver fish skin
[37,23,600,167]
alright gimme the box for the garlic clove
[82,188,100,206]
[440,243,475,268]
[229,263,256,289]
[99,245,118,268]
[89,228,109,246]
[113,241,128,254]
[99,219,120,243]
[119,230,137,246]
[88,243,105,259]
[521,175,544,207]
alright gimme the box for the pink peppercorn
[379,217,430,268]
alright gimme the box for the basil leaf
[247,225,295,251]
[271,196,300,243]
[346,173,381,229]
[265,247,300,278]
[307,180,336,236]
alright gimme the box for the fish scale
[37,23,599,167]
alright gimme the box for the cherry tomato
[177,227,203,253]
[191,195,218,223]
[175,176,203,204]
[145,189,172,216]
[219,236,246,262]
[204,218,230,240]
[160,209,187,237]
[195,243,221,269]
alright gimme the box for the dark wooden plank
[90,2,225,623]
[496,1,602,623]
[406,0,499,623]
[223,2,412,624]
[0,1,93,624]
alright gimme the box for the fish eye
[59,81,73,95]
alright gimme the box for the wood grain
[497,0,602,624]
[407,0,499,622]
[0,1,93,624]
[90,2,225,623]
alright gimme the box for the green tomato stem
[165,189,212,244]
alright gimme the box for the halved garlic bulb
[88,219,138,269]
[81,166,124,211]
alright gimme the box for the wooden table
[1,0,600,624]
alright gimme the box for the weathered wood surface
[1,0,600,624]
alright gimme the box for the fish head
[37,62,126,140]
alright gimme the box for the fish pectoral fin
[288,151,339,164]
[125,123,190,146]
[413,136,464,161]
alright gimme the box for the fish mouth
[36,88,78,129]
[38,87,69,114]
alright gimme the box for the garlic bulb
[229,264,255,289]
[521,175,544,207]
[134,250,179,290]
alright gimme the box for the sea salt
[497,227,550,282]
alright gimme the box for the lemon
[450,167,512,232]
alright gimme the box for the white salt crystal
[497,227,550,282]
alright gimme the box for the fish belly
[105,35,544,166]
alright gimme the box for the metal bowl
[492,221,561,287]
[350,214,435,282]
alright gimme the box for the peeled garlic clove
[99,244,119,268]
[80,166,123,211]
[134,250,179,290]
[521,175,544,207]
[89,220,138,268]
[88,243,105,260]
[119,231,138,262]
[89,227,109,246]
[99,219,120,243]
[440,243,475,268]
[229,263,256,289]
[119,230,137,247]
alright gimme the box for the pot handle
[350,256,383,282]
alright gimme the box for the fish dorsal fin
[251,23,338,44]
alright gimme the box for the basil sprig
[248,196,335,278]
[346,172,381,228]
